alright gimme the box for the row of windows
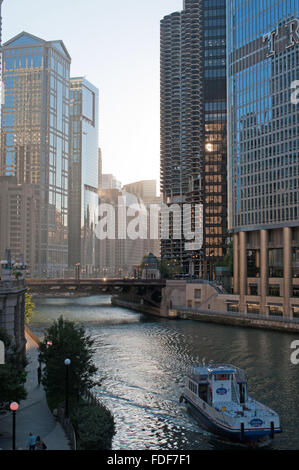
[5,55,42,70]
[204,48,226,57]
[205,101,227,111]
[205,58,226,67]
[204,8,225,17]
[204,0,225,7]
[234,206,298,226]
[204,18,226,27]
[204,28,226,38]
[205,69,226,78]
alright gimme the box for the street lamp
[64,358,71,419]
[10,402,19,450]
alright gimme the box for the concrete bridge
[25,278,166,309]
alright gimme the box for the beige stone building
[0,177,38,275]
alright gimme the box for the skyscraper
[69,77,99,276]
[227,0,299,317]
[1,32,71,277]
[160,0,227,279]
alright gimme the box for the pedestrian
[37,366,42,386]
[28,432,37,450]
[36,436,47,450]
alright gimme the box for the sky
[3,0,183,191]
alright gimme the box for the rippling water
[30,295,299,450]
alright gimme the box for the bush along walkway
[0,332,70,450]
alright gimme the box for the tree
[39,317,98,409]
[0,329,27,409]
[71,402,115,450]
[216,241,233,273]
[159,259,182,279]
[25,292,35,324]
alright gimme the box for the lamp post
[64,358,71,419]
[10,402,19,450]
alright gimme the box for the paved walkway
[0,332,70,450]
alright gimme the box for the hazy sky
[3,0,182,190]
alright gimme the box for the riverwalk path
[0,331,70,450]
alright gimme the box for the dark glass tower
[160,0,227,279]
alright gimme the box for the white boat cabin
[188,365,248,409]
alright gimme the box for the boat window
[217,374,230,381]
[189,380,198,395]
[239,384,246,404]
[198,384,208,403]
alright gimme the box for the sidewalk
[0,332,70,450]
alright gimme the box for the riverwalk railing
[84,388,113,415]
[57,408,77,450]
[175,306,299,325]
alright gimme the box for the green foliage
[216,241,233,273]
[159,259,182,279]
[71,402,115,450]
[39,316,98,409]
[25,292,35,324]
[0,329,27,408]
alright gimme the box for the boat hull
[184,396,280,445]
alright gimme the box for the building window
[293,287,299,298]
[194,289,201,299]
[227,303,239,313]
[249,284,258,296]
[269,285,281,297]
[247,304,260,315]
[269,305,283,317]
[293,307,299,318]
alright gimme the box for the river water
[30,295,299,450]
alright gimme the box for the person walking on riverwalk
[36,436,47,450]
[28,432,37,450]
[37,366,42,386]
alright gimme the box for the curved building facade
[161,0,228,279]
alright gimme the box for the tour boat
[180,364,282,446]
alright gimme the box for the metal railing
[175,306,299,325]
[57,408,77,450]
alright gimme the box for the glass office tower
[1,32,71,277]
[161,0,227,279]
[227,1,299,317]
[69,78,99,276]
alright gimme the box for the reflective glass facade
[69,78,99,273]
[1,32,71,276]
[227,0,299,232]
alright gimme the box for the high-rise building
[123,180,161,259]
[0,176,37,273]
[68,77,99,276]
[102,174,122,190]
[227,0,299,317]
[160,0,227,279]
[123,180,157,202]
[98,148,102,190]
[98,182,161,278]
[1,32,71,277]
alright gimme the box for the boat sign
[250,419,264,427]
[216,387,227,395]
